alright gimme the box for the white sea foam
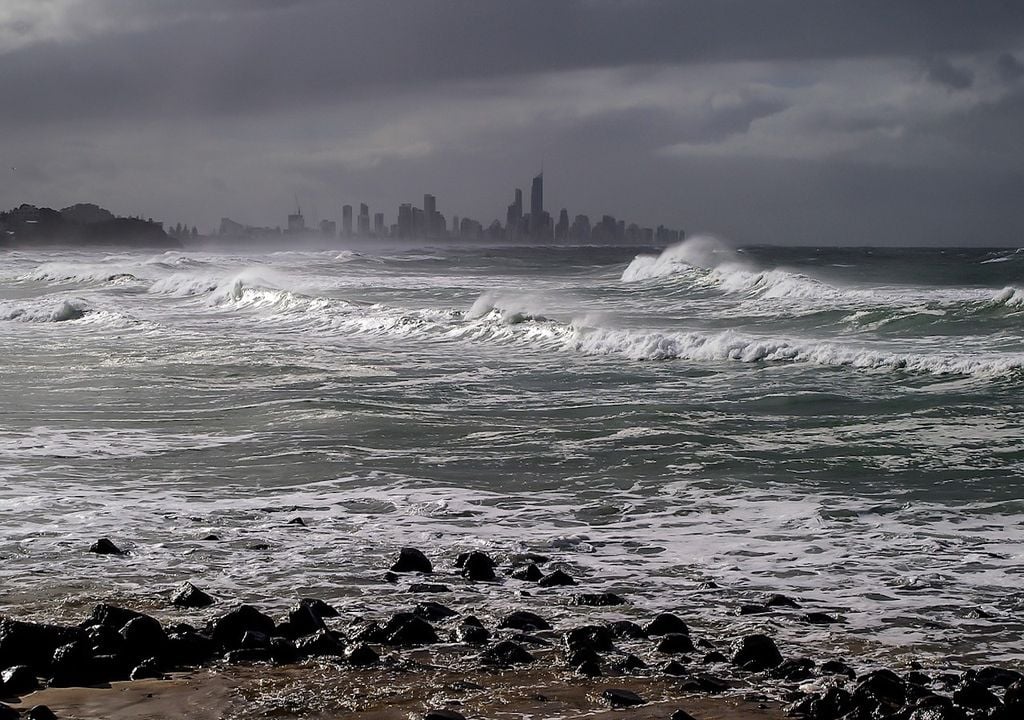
[988,286,1024,309]
[0,298,88,323]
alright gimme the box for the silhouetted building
[530,173,543,222]
[451,215,460,237]
[320,219,337,237]
[342,205,353,237]
[555,208,569,242]
[374,213,385,237]
[398,203,413,238]
[287,203,305,234]
[506,188,523,241]
[570,214,591,243]
[358,203,370,236]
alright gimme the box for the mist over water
[1,240,1023,669]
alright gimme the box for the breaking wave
[0,298,88,323]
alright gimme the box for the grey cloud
[997,52,1024,82]
[925,56,975,90]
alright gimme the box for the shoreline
[1,546,1021,719]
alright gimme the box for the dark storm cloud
[925,56,975,90]
[2,0,1024,124]
[996,52,1024,82]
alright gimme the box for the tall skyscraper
[556,208,569,242]
[530,173,543,224]
[342,205,353,237]
[506,187,523,241]
[374,212,385,237]
[398,203,413,238]
[357,203,370,236]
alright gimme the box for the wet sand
[13,664,784,719]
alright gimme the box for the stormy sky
[2,0,1023,245]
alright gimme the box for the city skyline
[1,2,1022,246]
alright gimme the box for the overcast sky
[2,0,1023,245]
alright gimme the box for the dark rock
[268,637,298,665]
[907,671,933,686]
[498,611,551,632]
[678,673,729,694]
[1005,679,1024,708]
[977,666,1023,688]
[770,657,815,682]
[26,706,59,720]
[820,659,856,678]
[200,534,219,541]
[787,686,854,720]
[0,705,18,720]
[571,593,626,607]
[287,517,305,526]
[730,634,783,671]
[953,680,1000,709]
[383,571,399,584]
[507,632,550,647]
[510,552,549,565]
[854,668,907,709]
[538,569,576,587]
[701,651,727,664]
[575,659,602,677]
[295,630,345,658]
[0,618,83,671]
[49,641,95,687]
[461,551,497,581]
[697,581,719,590]
[601,688,645,708]
[209,606,275,652]
[344,643,379,667]
[89,538,126,556]
[409,583,451,594]
[129,657,164,681]
[618,654,647,672]
[83,604,144,631]
[239,631,270,650]
[414,602,458,622]
[737,604,770,615]
[802,612,842,625]
[89,653,131,682]
[171,582,215,609]
[423,710,466,720]
[608,620,647,640]
[453,623,490,645]
[164,630,215,667]
[663,660,688,676]
[119,615,167,661]
[645,613,689,636]
[84,624,122,655]
[380,614,438,646]
[657,633,695,654]
[510,564,543,582]
[481,640,534,665]
[1,665,39,695]
[287,603,327,638]
[670,711,698,720]
[765,593,800,608]
[391,547,432,573]
[564,625,614,653]
[297,598,339,619]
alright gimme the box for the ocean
[1,238,1022,670]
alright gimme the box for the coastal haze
[2,2,1024,718]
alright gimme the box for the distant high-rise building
[357,203,370,236]
[452,215,460,236]
[530,173,543,226]
[506,188,523,241]
[342,205,353,237]
[570,214,591,243]
[398,203,413,238]
[555,208,569,242]
[423,194,436,217]
[374,212,385,237]
[320,219,337,237]
[287,204,305,234]
[412,207,425,237]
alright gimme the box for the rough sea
[1,238,1022,670]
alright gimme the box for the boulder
[49,641,95,687]
[409,584,451,594]
[453,622,490,645]
[575,658,602,677]
[295,630,345,658]
[423,710,466,720]
[0,665,39,695]
[538,570,576,587]
[802,612,842,625]
[171,582,215,609]
[379,614,438,646]
[644,613,689,636]
[730,634,783,671]
[737,604,769,615]
[0,618,83,671]
[952,680,1000,709]
[391,548,433,573]
[770,657,815,682]
[297,598,339,619]
[563,625,614,653]
[854,669,907,709]
[460,552,496,581]
[765,593,800,608]
[164,629,215,667]
[498,611,550,632]
[607,620,647,640]
[129,658,164,681]
[89,538,126,556]
[26,706,59,720]
[510,564,543,582]
[601,688,645,708]
[286,603,327,638]
[343,643,379,667]
[670,711,698,720]
[0,704,19,720]
[414,602,457,622]
[209,606,275,652]
[657,633,695,654]
[119,615,167,661]
[82,604,145,631]
[663,660,688,676]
